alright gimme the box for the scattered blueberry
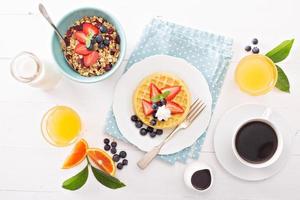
[252,38,258,45]
[146,126,154,133]
[122,159,128,165]
[152,103,158,110]
[111,141,117,148]
[117,163,123,170]
[112,154,120,162]
[100,25,107,33]
[135,120,143,128]
[119,151,127,158]
[103,39,110,46]
[110,147,117,154]
[150,119,157,126]
[104,144,111,151]
[104,138,110,144]
[150,132,156,138]
[131,115,138,122]
[245,46,252,52]
[252,47,260,54]
[156,129,163,135]
[95,35,103,43]
[140,128,147,136]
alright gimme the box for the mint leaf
[266,39,294,63]
[91,165,126,189]
[152,91,170,102]
[62,165,89,190]
[275,65,290,93]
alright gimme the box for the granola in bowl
[64,16,120,77]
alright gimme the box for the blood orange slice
[62,139,88,169]
[87,148,116,176]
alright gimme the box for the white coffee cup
[232,108,283,168]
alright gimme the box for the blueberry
[140,128,147,136]
[122,159,128,165]
[110,147,117,154]
[95,35,103,43]
[100,25,107,33]
[157,101,163,107]
[104,144,111,151]
[150,119,157,126]
[119,151,127,158]
[111,141,117,148]
[104,64,112,72]
[252,38,258,45]
[131,115,138,122]
[161,99,166,105]
[135,121,143,128]
[156,129,163,135]
[104,138,110,144]
[117,163,123,170]
[146,126,154,133]
[245,46,251,52]
[152,103,158,110]
[150,132,156,138]
[252,47,260,54]
[112,154,120,162]
[99,43,105,49]
[103,39,110,46]
[152,112,157,119]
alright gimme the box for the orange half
[62,139,88,169]
[87,148,116,176]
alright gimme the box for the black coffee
[191,169,211,190]
[235,121,278,163]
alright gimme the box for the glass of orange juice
[235,54,278,96]
[41,106,82,147]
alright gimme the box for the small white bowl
[184,162,213,192]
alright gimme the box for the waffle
[133,72,191,129]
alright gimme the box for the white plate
[214,104,293,181]
[113,55,212,155]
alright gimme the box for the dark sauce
[235,121,278,163]
[191,169,211,190]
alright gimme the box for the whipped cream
[155,105,171,121]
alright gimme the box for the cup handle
[261,107,272,120]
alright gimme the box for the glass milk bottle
[10,51,61,90]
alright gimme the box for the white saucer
[214,104,293,181]
[113,55,212,155]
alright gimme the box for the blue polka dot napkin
[105,18,233,165]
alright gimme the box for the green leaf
[91,165,126,189]
[152,91,170,102]
[275,65,290,93]
[266,39,294,63]
[62,165,89,191]
[85,32,94,48]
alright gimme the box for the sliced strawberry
[161,86,181,101]
[142,99,154,116]
[83,51,99,67]
[150,83,161,99]
[166,101,184,114]
[75,44,92,55]
[74,31,87,43]
[83,23,99,35]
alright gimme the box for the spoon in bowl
[38,3,70,64]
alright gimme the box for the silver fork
[137,98,206,169]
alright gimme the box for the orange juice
[41,106,81,147]
[235,54,278,96]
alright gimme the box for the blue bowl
[51,8,126,83]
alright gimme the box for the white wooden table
[1,0,300,199]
